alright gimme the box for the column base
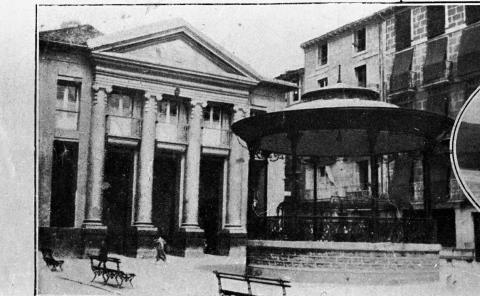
[171,226,205,257]
[81,223,107,258]
[128,224,158,258]
[218,227,247,257]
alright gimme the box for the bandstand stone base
[247,240,441,284]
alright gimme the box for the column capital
[92,84,112,94]
[144,92,159,99]
[190,99,208,108]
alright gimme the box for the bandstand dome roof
[232,84,453,157]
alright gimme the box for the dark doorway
[51,141,78,227]
[473,212,480,262]
[199,156,224,254]
[103,148,134,255]
[433,209,456,247]
[247,159,268,237]
[152,152,179,243]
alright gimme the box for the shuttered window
[458,25,480,77]
[423,37,448,83]
[395,10,411,52]
[427,6,445,39]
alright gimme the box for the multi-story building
[38,19,295,258]
[289,5,480,254]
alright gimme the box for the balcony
[156,122,188,144]
[388,71,417,97]
[202,127,231,148]
[423,60,452,88]
[106,115,142,139]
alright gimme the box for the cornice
[95,66,250,100]
[91,51,257,90]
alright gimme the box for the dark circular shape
[451,85,480,211]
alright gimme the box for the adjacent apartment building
[38,19,295,258]
[282,5,480,252]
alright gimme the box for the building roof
[39,19,295,89]
[276,67,305,83]
[39,24,103,46]
[88,18,296,89]
[301,6,400,49]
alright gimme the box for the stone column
[226,105,249,229]
[132,92,158,258]
[178,99,206,256]
[82,84,111,256]
[220,105,249,256]
[135,92,157,227]
[84,84,111,226]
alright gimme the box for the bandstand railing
[248,216,437,244]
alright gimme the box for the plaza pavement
[38,252,480,296]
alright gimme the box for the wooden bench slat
[214,270,290,296]
[220,289,252,296]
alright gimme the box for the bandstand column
[423,141,434,220]
[178,99,206,256]
[367,130,379,241]
[220,105,249,256]
[132,92,158,258]
[82,84,111,256]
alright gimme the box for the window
[395,9,411,51]
[292,89,299,102]
[355,65,367,87]
[108,92,142,118]
[55,80,80,130]
[318,43,328,65]
[354,28,366,52]
[203,105,229,129]
[427,6,445,39]
[318,77,328,88]
[157,100,179,124]
[466,5,480,25]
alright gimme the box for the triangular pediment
[109,34,243,76]
[88,19,259,80]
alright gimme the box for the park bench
[213,270,291,296]
[89,255,135,288]
[40,248,64,271]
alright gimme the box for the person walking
[154,236,167,262]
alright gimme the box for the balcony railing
[106,115,142,138]
[248,215,437,244]
[156,122,188,143]
[388,71,417,95]
[202,127,231,148]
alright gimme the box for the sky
[37,3,390,78]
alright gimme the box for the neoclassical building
[38,19,295,257]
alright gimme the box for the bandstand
[232,81,453,284]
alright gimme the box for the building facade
[38,19,295,258]
[292,5,480,253]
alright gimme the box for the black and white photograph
[2,1,480,295]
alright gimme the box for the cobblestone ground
[37,253,480,296]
